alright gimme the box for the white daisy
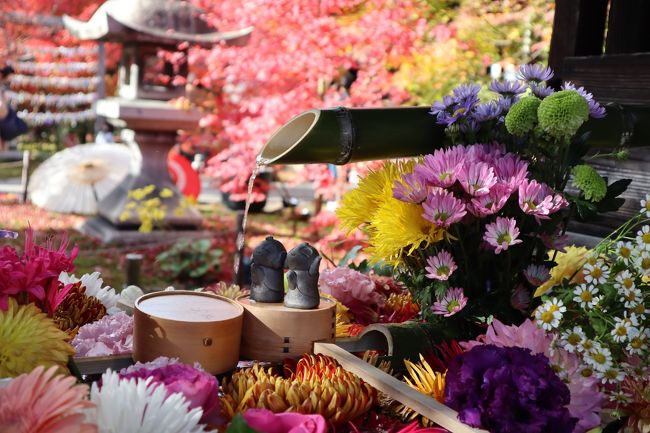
[582,261,610,285]
[534,298,566,331]
[599,367,625,385]
[611,315,640,342]
[641,194,650,217]
[609,390,631,404]
[579,365,595,378]
[620,287,643,308]
[630,302,648,319]
[614,270,636,292]
[60,271,120,314]
[615,240,636,265]
[90,371,206,433]
[561,326,586,353]
[626,327,650,355]
[636,225,650,250]
[634,250,650,276]
[585,344,613,372]
[572,284,600,309]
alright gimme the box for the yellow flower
[321,294,352,338]
[0,299,74,377]
[367,198,445,265]
[534,246,590,297]
[395,355,445,424]
[336,160,413,233]
[160,187,174,198]
[118,210,131,222]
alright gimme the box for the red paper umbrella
[167,149,201,200]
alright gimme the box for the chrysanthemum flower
[561,326,586,353]
[457,162,497,197]
[584,343,613,373]
[431,287,467,317]
[393,172,428,204]
[582,261,610,285]
[505,96,541,136]
[537,90,590,139]
[534,298,566,331]
[489,79,527,97]
[518,64,554,83]
[422,190,466,228]
[414,148,463,188]
[471,101,502,122]
[467,183,511,217]
[572,165,607,202]
[425,250,457,281]
[524,264,551,286]
[640,194,650,218]
[634,250,650,276]
[600,368,625,385]
[562,81,606,119]
[0,366,95,433]
[90,371,205,433]
[59,272,120,314]
[483,217,523,254]
[572,284,600,309]
[611,315,640,343]
[529,82,555,98]
[0,230,18,239]
[518,179,568,223]
[627,328,649,355]
[616,241,636,265]
[493,155,528,192]
[0,299,74,377]
[534,246,590,297]
[636,225,650,250]
[395,355,446,425]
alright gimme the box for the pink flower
[119,358,221,425]
[431,287,467,317]
[393,172,428,203]
[466,183,511,217]
[319,267,385,324]
[425,250,457,281]
[524,264,551,286]
[242,408,327,433]
[483,217,523,254]
[510,284,531,312]
[415,148,463,188]
[72,312,133,357]
[518,179,568,222]
[422,190,467,227]
[457,162,497,196]
[0,366,96,433]
[493,154,529,193]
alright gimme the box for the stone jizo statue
[250,236,287,303]
[284,242,321,309]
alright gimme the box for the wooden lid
[237,295,335,312]
[136,290,242,323]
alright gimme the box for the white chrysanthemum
[636,225,650,250]
[630,303,648,319]
[634,250,650,276]
[60,271,120,314]
[560,326,586,353]
[582,261,610,285]
[572,284,600,309]
[611,316,640,343]
[120,285,145,304]
[614,270,636,291]
[584,343,613,372]
[598,367,625,385]
[627,327,649,355]
[641,194,650,218]
[90,371,205,433]
[615,240,636,265]
[578,338,595,354]
[620,287,642,308]
[609,390,631,404]
[534,298,566,331]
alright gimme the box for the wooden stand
[238,295,336,362]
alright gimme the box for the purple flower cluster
[444,344,577,433]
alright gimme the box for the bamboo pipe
[258,105,650,166]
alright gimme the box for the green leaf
[590,316,608,337]
[574,198,598,221]
[338,245,363,268]
[597,178,632,213]
[225,414,261,433]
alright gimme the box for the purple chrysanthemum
[472,102,502,122]
[489,80,527,97]
[562,81,606,118]
[393,171,428,204]
[430,95,455,117]
[529,82,555,98]
[518,64,554,83]
[444,345,577,433]
[453,83,481,102]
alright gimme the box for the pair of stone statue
[250,237,321,309]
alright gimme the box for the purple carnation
[518,64,554,83]
[489,80,527,97]
[562,81,606,118]
[444,345,577,433]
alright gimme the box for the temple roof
[63,0,252,47]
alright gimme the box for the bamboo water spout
[258,105,650,166]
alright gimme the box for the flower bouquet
[337,64,630,339]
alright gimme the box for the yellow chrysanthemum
[0,299,74,377]
[395,355,446,424]
[534,246,590,297]
[336,160,414,233]
[321,294,353,338]
[367,198,445,265]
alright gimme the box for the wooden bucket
[238,295,336,362]
[134,290,243,374]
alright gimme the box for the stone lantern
[63,0,251,240]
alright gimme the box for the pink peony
[462,319,604,433]
[119,357,221,425]
[242,408,327,433]
[422,190,467,227]
[72,312,133,357]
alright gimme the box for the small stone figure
[250,236,287,303]
[284,242,321,309]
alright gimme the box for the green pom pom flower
[572,164,607,202]
[537,90,589,139]
[505,96,541,136]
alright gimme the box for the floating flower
[72,311,133,357]
[395,355,446,425]
[636,225,650,250]
[444,345,577,433]
[119,358,221,425]
[415,148,462,188]
[562,81,606,119]
[425,250,457,281]
[537,90,590,139]
[483,217,522,254]
[535,298,566,331]
[0,299,74,377]
[534,246,590,296]
[524,264,551,286]
[91,371,205,433]
[518,179,568,222]
[582,261,610,285]
[393,171,428,204]
[616,240,636,265]
[504,95,541,136]
[0,366,95,433]
[422,190,466,227]
[431,287,467,317]
[457,162,497,197]
[518,63,554,83]
[572,284,600,309]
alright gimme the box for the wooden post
[20,150,30,203]
[94,42,106,135]
[125,253,143,287]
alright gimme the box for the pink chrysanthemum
[415,148,463,188]
[0,366,96,433]
[467,183,511,217]
[524,264,551,286]
[458,162,497,197]
[483,217,523,254]
[425,250,457,281]
[422,190,467,227]
[493,154,529,193]
[431,287,468,317]
[518,179,568,223]
[393,172,428,203]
